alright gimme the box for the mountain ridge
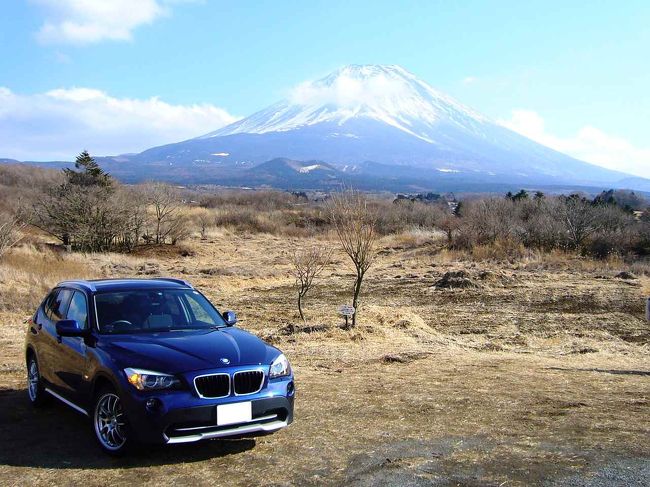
[1,64,648,192]
[131,63,637,188]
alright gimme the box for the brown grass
[0,232,648,485]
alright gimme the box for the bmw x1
[24,278,295,455]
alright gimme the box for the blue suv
[24,278,295,455]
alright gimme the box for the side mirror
[56,319,86,337]
[222,311,237,326]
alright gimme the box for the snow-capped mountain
[201,64,488,143]
[13,64,645,191]
[114,64,638,189]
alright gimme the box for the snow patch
[298,164,321,173]
[330,132,360,139]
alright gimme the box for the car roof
[55,278,193,293]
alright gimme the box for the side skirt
[45,388,89,416]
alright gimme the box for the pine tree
[64,150,112,188]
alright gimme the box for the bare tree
[328,190,378,328]
[167,214,192,245]
[113,187,149,251]
[144,182,182,244]
[558,195,601,249]
[30,177,124,252]
[290,246,331,327]
[461,198,519,245]
[0,213,23,260]
[430,203,460,245]
[196,209,215,240]
[516,197,565,250]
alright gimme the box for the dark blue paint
[25,279,294,446]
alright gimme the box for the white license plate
[217,401,252,426]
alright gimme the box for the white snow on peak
[298,164,321,173]
[199,64,489,142]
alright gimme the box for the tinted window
[183,293,222,326]
[42,291,58,319]
[44,289,73,322]
[95,289,226,334]
[66,291,89,329]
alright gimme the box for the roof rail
[157,277,193,288]
[56,280,97,292]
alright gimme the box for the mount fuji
[10,65,649,191]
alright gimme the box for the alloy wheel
[94,393,127,451]
[27,359,39,402]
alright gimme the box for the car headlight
[124,368,181,390]
[269,353,291,378]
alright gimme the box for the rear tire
[93,387,134,456]
[27,355,50,407]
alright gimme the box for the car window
[44,289,73,322]
[95,289,226,334]
[42,291,59,319]
[183,292,221,326]
[66,291,89,329]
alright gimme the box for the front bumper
[120,377,294,444]
[162,395,293,444]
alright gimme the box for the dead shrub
[0,213,23,260]
[290,245,331,325]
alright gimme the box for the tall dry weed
[0,246,95,313]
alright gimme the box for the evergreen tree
[513,189,529,201]
[64,150,112,188]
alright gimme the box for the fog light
[145,397,161,412]
[287,381,295,396]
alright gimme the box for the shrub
[0,213,23,260]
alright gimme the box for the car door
[51,290,91,404]
[37,288,73,388]
[31,289,61,385]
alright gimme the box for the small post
[338,305,355,328]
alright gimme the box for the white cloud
[32,0,188,44]
[0,86,238,160]
[289,73,405,108]
[499,109,650,179]
[462,76,478,85]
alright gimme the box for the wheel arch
[91,372,119,398]
[25,345,37,364]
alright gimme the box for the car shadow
[0,388,256,469]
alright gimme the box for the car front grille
[194,373,230,398]
[233,370,264,395]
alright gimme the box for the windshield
[95,289,227,334]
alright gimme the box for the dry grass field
[0,229,648,486]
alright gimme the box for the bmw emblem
[220,358,230,365]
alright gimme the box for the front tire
[93,387,133,456]
[27,355,50,407]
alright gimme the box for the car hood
[100,327,277,373]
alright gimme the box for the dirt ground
[0,231,648,486]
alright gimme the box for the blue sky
[0,0,648,177]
